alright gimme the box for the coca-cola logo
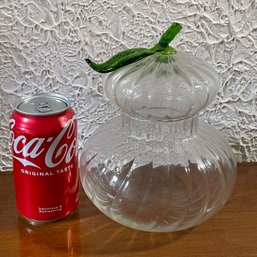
[9,116,77,169]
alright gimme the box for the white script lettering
[9,116,77,169]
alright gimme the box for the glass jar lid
[104,51,220,121]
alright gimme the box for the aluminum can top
[15,92,70,116]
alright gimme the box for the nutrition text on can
[9,93,79,223]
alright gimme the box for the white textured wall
[0,0,257,170]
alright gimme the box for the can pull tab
[36,100,52,113]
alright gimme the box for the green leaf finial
[86,22,182,73]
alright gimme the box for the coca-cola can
[9,92,79,223]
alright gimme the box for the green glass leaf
[86,22,183,73]
[86,48,154,73]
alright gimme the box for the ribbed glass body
[80,52,237,232]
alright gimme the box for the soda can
[9,92,79,223]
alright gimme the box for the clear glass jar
[80,52,237,232]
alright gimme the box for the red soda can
[9,92,79,223]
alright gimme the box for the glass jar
[80,52,237,232]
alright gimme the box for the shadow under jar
[80,52,237,232]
